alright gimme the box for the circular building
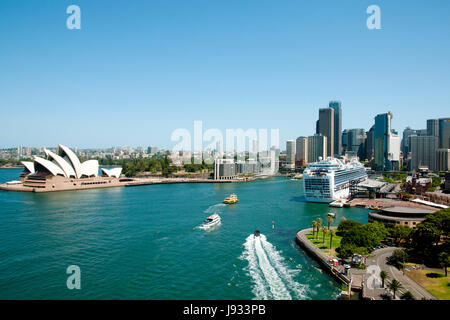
[368,206,436,228]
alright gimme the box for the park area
[406,269,450,300]
[306,229,342,258]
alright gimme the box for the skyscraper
[437,148,450,171]
[401,127,416,156]
[342,129,348,153]
[307,134,327,163]
[347,128,366,160]
[427,119,439,137]
[365,125,375,161]
[439,118,450,149]
[318,107,334,158]
[295,136,308,167]
[329,101,342,156]
[286,140,295,169]
[410,136,438,171]
[374,111,400,171]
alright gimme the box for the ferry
[303,157,368,203]
[202,214,221,228]
[224,194,239,204]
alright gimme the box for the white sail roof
[101,167,122,178]
[33,156,66,177]
[44,148,77,178]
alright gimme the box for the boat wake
[197,221,221,231]
[240,234,307,300]
[204,203,226,214]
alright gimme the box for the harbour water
[0,169,368,299]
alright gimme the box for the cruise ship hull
[302,157,367,204]
[304,187,350,203]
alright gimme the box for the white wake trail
[204,203,226,214]
[241,235,270,300]
[253,235,292,300]
[259,235,307,299]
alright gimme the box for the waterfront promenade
[296,228,351,288]
[296,228,437,300]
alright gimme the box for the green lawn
[306,229,342,257]
[406,269,450,300]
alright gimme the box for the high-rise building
[147,146,158,155]
[365,125,375,161]
[307,134,327,163]
[216,140,223,156]
[342,129,348,153]
[410,136,438,171]
[402,127,416,156]
[427,119,439,137]
[374,111,400,171]
[347,129,366,160]
[439,118,450,149]
[437,149,450,171]
[318,107,334,158]
[252,139,258,155]
[416,129,428,136]
[329,101,342,156]
[295,136,308,167]
[214,159,237,180]
[285,140,295,169]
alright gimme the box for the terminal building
[368,206,436,228]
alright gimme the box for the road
[364,247,436,300]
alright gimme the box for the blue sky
[1,0,449,149]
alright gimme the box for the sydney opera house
[0,144,126,193]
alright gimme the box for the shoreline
[0,174,276,193]
[295,228,351,288]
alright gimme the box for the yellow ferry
[223,194,238,204]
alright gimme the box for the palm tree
[400,291,415,300]
[312,221,317,237]
[329,230,335,249]
[387,279,403,299]
[322,227,328,244]
[316,218,322,240]
[326,215,334,229]
[379,271,389,288]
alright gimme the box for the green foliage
[387,279,403,299]
[336,244,356,259]
[387,249,407,269]
[340,221,387,249]
[336,220,363,236]
[410,208,450,266]
[388,225,412,245]
[400,291,416,300]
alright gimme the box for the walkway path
[365,247,436,300]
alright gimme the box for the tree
[327,215,334,229]
[322,227,328,244]
[400,291,416,300]
[438,252,449,277]
[379,271,389,288]
[388,225,412,246]
[316,218,322,240]
[329,230,335,249]
[312,221,317,237]
[387,279,403,299]
[388,249,407,270]
[337,219,362,236]
[410,208,450,265]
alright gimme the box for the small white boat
[329,200,344,208]
[202,214,221,228]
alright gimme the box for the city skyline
[1,1,450,149]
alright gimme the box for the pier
[295,228,352,292]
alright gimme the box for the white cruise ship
[303,157,368,203]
